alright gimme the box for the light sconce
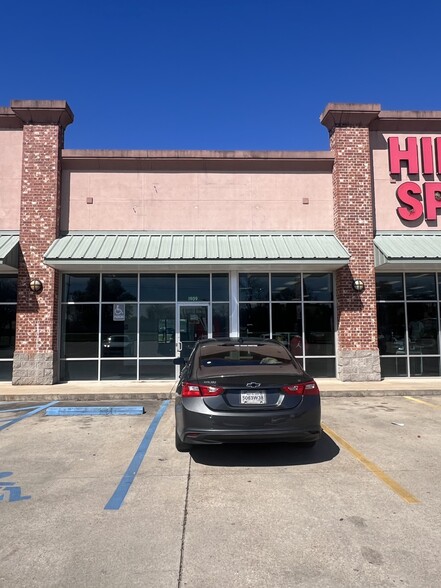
[29,279,43,294]
[352,279,365,293]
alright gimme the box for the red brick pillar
[321,104,381,381]
[11,101,73,385]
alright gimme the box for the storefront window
[178,274,210,301]
[303,273,333,301]
[139,304,175,357]
[239,274,269,301]
[271,274,301,301]
[212,274,229,301]
[101,303,137,357]
[140,274,175,301]
[102,274,137,301]
[61,305,99,358]
[212,303,229,337]
[0,276,17,380]
[62,274,99,302]
[271,303,302,355]
[376,274,404,301]
[304,304,335,356]
[377,273,441,377]
[405,273,437,300]
[239,303,270,338]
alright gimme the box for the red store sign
[388,136,441,223]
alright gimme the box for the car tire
[175,430,191,452]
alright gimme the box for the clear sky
[2,0,440,151]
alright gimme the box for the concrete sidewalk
[0,378,439,401]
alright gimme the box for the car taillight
[181,383,224,397]
[282,381,319,396]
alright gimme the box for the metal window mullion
[98,274,102,381]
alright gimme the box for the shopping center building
[1,99,441,384]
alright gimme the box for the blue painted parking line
[104,400,170,511]
[46,406,145,416]
[0,401,59,432]
[0,405,45,413]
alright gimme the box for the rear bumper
[175,396,321,445]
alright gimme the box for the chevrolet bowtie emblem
[246,382,261,388]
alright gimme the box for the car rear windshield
[198,343,298,369]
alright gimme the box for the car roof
[195,337,285,348]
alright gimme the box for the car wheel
[175,430,191,453]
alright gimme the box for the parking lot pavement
[1,396,440,587]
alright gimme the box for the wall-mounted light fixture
[29,279,43,294]
[352,279,365,292]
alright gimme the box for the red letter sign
[424,183,441,221]
[388,137,419,175]
[396,182,424,221]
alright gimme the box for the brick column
[11,101,73,385]
[321,104,381,381]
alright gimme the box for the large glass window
[239,272,335,377]
[376,272,441,377]
[60,272,231,381]
[178,274,210,302]
[0,276,17,380]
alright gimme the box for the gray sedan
[174,338,321,452]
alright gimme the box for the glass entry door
[177,304,210,363]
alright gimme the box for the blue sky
[2,0,440,151]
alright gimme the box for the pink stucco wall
[372,130,441,231]
[0,130,22,229]
[61,170,333,231]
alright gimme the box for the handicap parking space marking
[322,423,420,504]
[104,400,170,511]
[404,396,441,409]
[0,472,31,503]
[0,401,59,432]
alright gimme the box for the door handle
[177,341,183,352]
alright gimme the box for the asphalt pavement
[0,377,440,401]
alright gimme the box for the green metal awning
[374,232,441,270]
[44,232,350,272]
[0,233,19,272]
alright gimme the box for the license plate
[240,391,267,405]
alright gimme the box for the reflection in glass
[62,274,99,302]
[139,304,175,357]
[179,306,208,360]
[405,273,436,300]
[380,356,407,377]
[60,360,98,381]
[304,304,334,355]
[178,275,210,302]
[377,303,406,355]
[271,303,302,354]
[212,274,229,301]
[140,274,175,302]
[410,357,440,377]
[212,303,229,337]
[271,274,301,301]
[239,274,269,301]
[239,303,269,337]
[0,305,16,358]
[305,358,336,378]
[407,302,438,354]
[101,304,137,357]
[0,361,13,381]
[303,274,333,301]
[139,359,175,380]
[376,274,404,301]
[61,305,99,358]
[101,360,137,380]
[0,276,17,302]
[102,274,137,301]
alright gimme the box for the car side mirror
[173,357,186,366]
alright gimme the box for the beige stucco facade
[61,167,333,232]
[0,129,22,229]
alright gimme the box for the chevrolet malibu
[174,338,321,452]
